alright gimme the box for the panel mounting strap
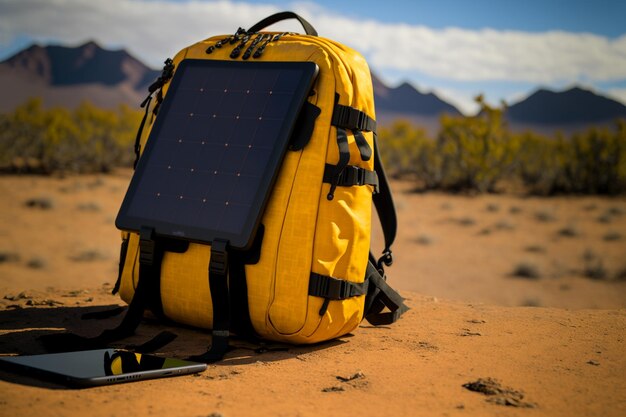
[189,238,231,363]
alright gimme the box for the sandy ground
[1,172,625,417]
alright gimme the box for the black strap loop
[363,261,408,326]
[247,11,318,36]
[353,130,372,161]
[309,273,369,300]
[322,164,378,191]
[327,127,351,200]
[331,104,377,132]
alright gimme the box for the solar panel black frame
[116,59,319,249]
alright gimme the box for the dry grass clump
[416,234,434,245]
[69,249,108,262]
[26,257,47,269]
[0,251,20,263]
[76,202,102,212]
[534,209,556,223]
[520,297,542,307]
[524,245,546,253]
[457,217,476,226]
[24,196,55,210]
[511,262,541,280]
[582,250,608,280]
[485,203,500,212]
[602,231,622,242]
[557,225,580,238]
[494,220,515,231]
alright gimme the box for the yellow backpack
[48,12,407,362]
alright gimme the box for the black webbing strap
[189,239,231,363]
[133,58,175,169]
[39,227,168,353]
[308,273,369,300]
[327,127,351,200]
[112,236,130,295]
[331,104,377,133]
[322,164,378,190]
[372,136,397,267]
[138,227,166,319]
[363,260,408,325]
[228,225,265,338]
[353,130,372,161]
[133,95,152,169]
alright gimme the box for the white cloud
[606,88,626,106]
[311,17,626,84]
[1,0,626,109]
[0,0,283,65]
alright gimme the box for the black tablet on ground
[0,349,207,388]
[116,59,319,249]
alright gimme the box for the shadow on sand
[0,304,348,389]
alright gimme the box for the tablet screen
[0,349,206,387]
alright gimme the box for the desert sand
[1,172,625,417]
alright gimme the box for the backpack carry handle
[248,11,318,36]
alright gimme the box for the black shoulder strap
[363,259,408,325]
[372,135,397,266]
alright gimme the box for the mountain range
[1,41,625,135]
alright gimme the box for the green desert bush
[378,119,440,186]
[377,97,626,195]
[435,96,518,192]
[0,98,142,174]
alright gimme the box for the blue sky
[1,0,625,114]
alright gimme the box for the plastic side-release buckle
[209,239,229,276]
[340,165,365,186]
[139,226,156,266]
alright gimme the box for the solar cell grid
[116,59,318,248]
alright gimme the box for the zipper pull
[230,31,254,58]
[252,34,273,58]
[206,27,246,54]
[242,33,264,60]
[252,32,292,59]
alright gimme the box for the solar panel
[116,59,319,249]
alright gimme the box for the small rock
[336,371,365,382]
[459,329,482,337]
[586,360,600,366]
[322,386,345,392]
[463,378,536,408]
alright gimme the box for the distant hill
[374,77,460,115]
[372,73,462,134]
[504,87,626,135]
[0,41,159,111]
